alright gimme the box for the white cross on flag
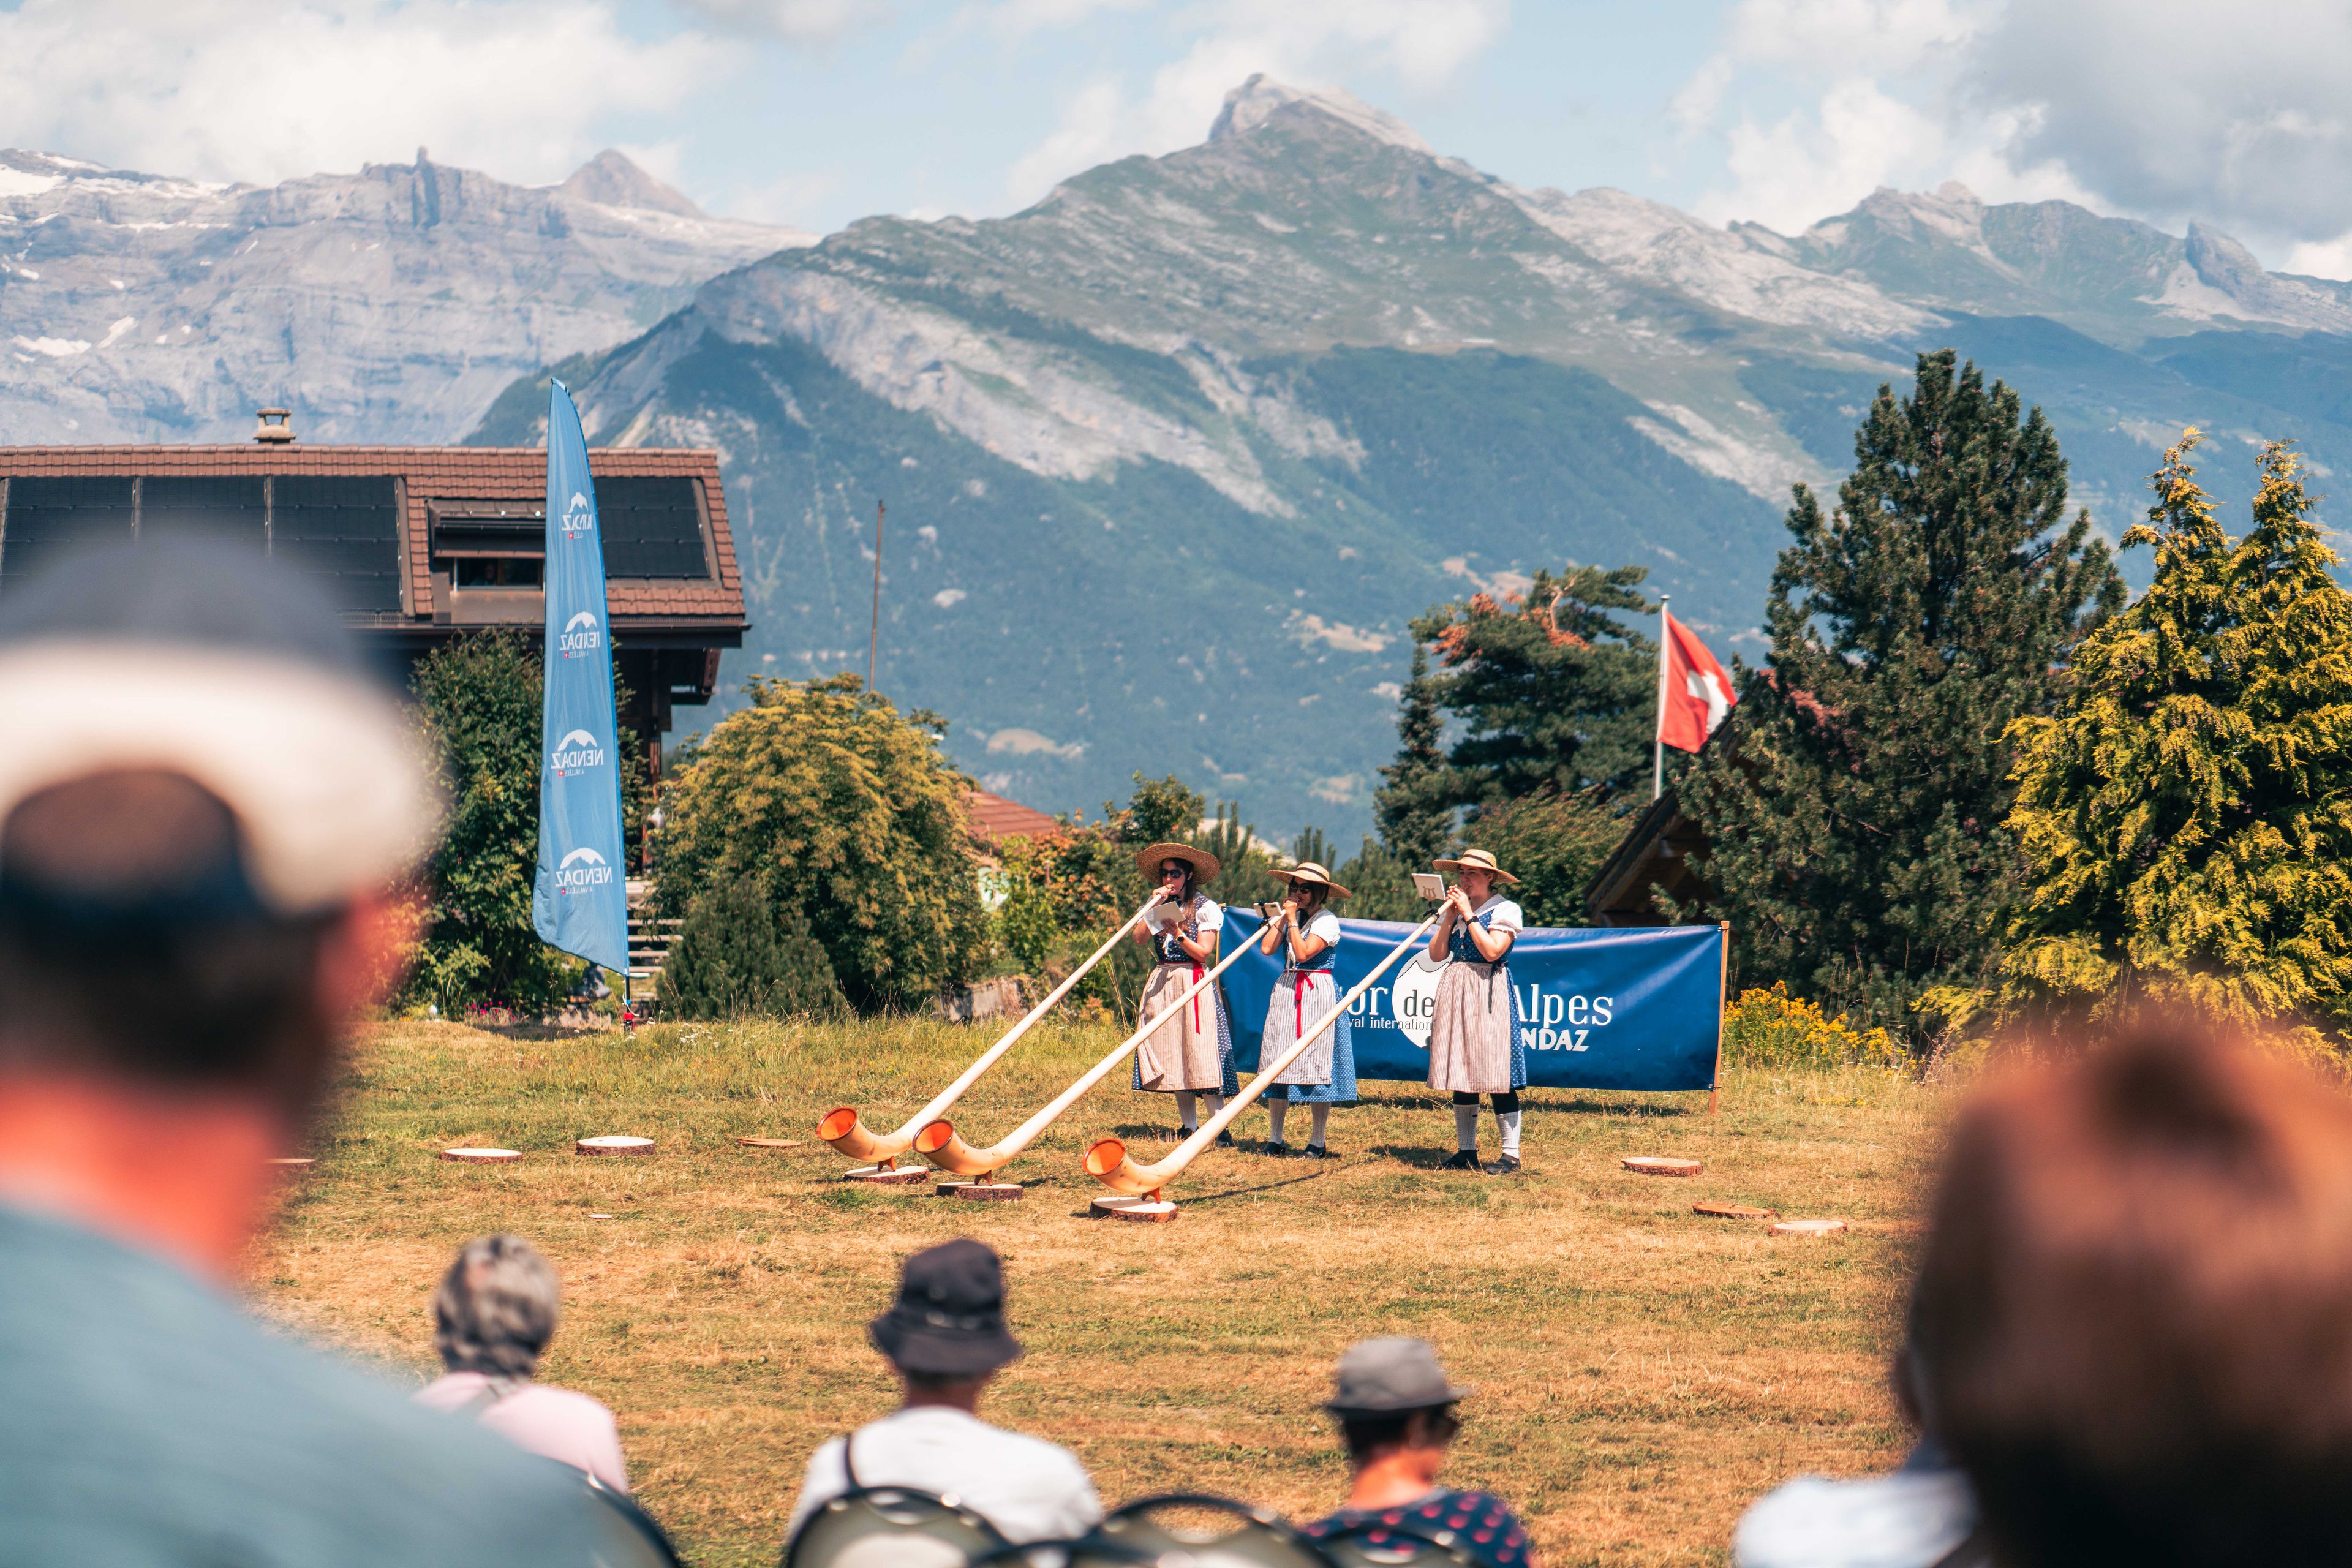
[1659,609,1736,752]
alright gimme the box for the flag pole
[1654,594,1670,802]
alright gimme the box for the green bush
[658,873,846,1020]
[404,631,569,1014]
[655,674,987,1013]
[1464,788,1624,928]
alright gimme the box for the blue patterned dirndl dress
[1262,938,1358,1106]
[1131,911,1239,1097]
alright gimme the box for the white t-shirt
[1474,895,1525,932]
[1150,895,1223,935]
[414,1372,628,1493]
[787,1406,1102,1547]
[1287,909,1342,960]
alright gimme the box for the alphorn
[918,927,1261,1179]
[819,899,1157,1167]
[1085,911,1442,1197]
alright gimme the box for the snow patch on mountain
[1628,402,1822,500]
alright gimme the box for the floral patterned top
[1303,1487,1534,1567]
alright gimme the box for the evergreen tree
[1374,644,1456,863]
[1471,789,1623,929]
[1681,350,2122,1033]
[1333,837,1423,922]
[1983,436,2352,1032]
[658,872,846,1020]
[1409,565,1657,812]
[1120,773,1205,846]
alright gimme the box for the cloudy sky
[4,0,2347,273]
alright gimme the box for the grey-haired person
[0,540,596,1565]
[786,1238,1101,1546]
[1300,1337,1536,1567]
[416,1234,630,1492]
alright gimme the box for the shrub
[1466,788,1624,929]
[654,675,987,1013]
[658,873,845,1020]
[1721,982,1903,1071]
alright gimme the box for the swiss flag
[1659,610,1736,752]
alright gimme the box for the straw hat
[1270,861,1352,900]
[1133,841,1221,885]
[1433,848,1518,886]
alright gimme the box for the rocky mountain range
[12,77,2352,842]
[0,146,807,444]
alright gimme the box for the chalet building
[1582,790,1713,927]
[0,416,747,786]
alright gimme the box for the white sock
[1176,1091,1199,1132]
[1453,1105,1480,1152]
[1202,1092,1226,1120]
[1267,1098,1289,1142]
[1310,1104,1330,1146]
[1499,1109,1523,1158]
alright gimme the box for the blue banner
[1224,912,1724,1092]
[531,379,630,973]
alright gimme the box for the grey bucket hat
[1323,1336,1471,1415]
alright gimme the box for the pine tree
[658,872,846,1019]
[1986,435,2352,1032]
[1374,643,1456,863]
[1408,565,1657,812]
[1681,350,2122,1033]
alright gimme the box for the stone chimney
[254,407,295,444]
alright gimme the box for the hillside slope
[0,146,807,444]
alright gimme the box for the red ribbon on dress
[1292,970,1309,1036]
[1191,963,1204,1032]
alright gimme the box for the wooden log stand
[1623,1156,1703,1177]
[844,1161,932,1186]
[1090,1191,1178,1224]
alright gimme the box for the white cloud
[668,0,893,42]
[1677,0,2352,259]
[1967,0,2352,244]
[0,0,723,187]
[1002,0,1508,206]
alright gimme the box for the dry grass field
[254,1016,1947,1567]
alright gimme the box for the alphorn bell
[1085,911,1442,1200]
[819,899,1157,1170]
[917,927,1262,1182]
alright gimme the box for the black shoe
[1264,1139,1291,1157]
[1482,1155,1523,1175]
[1216,1129,1236,1148]
[1440,1150,1480,1171]
[1302,1143,1331,1159]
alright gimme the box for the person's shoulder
[1732,1471,1975,1568]
[1311,910,1343,937]
[1491,899,1525,926]
[0,1208,594,1564]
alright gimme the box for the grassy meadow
[255,1015,1945,1567]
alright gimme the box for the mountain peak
[558,149,705,218]
[1206,74,1431,155]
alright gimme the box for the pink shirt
[414,1372,629,1493]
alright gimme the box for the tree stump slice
[948,1182,1025,1201]
[440,1148,522,1164]
[576,1136,655,1156]
[1623,1156,1703,1177]
[1090,1195,1178,1223]
[736,1138,805,1150]
[1694,1200,1779,1219]
[1771,1218,1849,1237]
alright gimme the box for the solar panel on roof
[270,475,402,612]
[0,475,136,592]
[141,475,268,549]
[594,476,709,579]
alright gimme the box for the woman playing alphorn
[1253,861,1358,1159]
[1129,842,1238,1145]
[1425,848,1528,1175]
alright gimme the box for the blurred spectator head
[870,1237,1022,1392]
[1913,1019,2352,1568]
[0,539,435,1122]
[435,1235,562,1379]
[1325,1336,1468,1468]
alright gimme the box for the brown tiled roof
[966,788,1063,844]
[0,444,745,630]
